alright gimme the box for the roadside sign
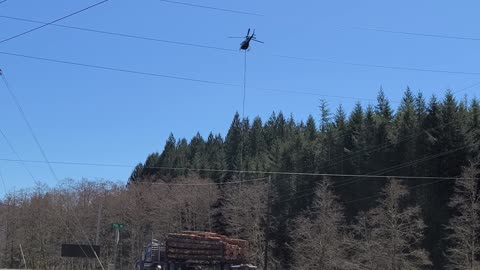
[112,223,125,229]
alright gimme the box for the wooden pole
[263,176,272,270]
[19,244,27,269]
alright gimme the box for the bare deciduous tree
[351,179,431,270]
[446,162,480,270]
[291,179,350,270]
[223,181,269,268]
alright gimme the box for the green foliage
[128,89,477,270]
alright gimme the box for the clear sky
[1,0,479,195]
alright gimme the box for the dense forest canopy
[1,88,480,270]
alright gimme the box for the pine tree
[394,87,417,175]
[225,113,243,180]
[467,98,480,158]
[305,115,317,142]
[205,133,226,181]
[373,88,394,173]
[319,99,331,133]
[345,102,364,173]
[188,132,206,172]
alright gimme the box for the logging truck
[135,232,257,270]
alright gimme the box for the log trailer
[136,232,257,270]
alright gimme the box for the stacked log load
[166,231,249,264]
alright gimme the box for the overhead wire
[0,51,238,86]
[0,166,6,195]
[343,177,454,205]
[452,81,480,95]
[1,16,480,78]
[0,50,475,102]
[351,26,480,42]
[288,78,480,176]
[1,72,58,180]
[0,51,379,101]
[280,143,477,204]
[158,0,263,16]
[318,117,462,175]
[269,53,480,76]
[0,15,237,52]
[0,0,108,44]
[132,176,269,186]
[0,127,36,182]
[1,72,105,270]
[0,156,475,180]
[158,0,480,42]
[333,143,474,189]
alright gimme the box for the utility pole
[113,228,119,269]
[110,223,124,270]
[19,244,26,270]
[95,201,103,245]
[263,176,272,270]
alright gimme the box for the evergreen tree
[225,113,243,180]
[467,98,480,158]
[319,99,331,133]
[188,132,206,171]
[305,115,317,142]
[394,87,417,175]
[373,88,394,174]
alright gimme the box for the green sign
[112,223,125,229]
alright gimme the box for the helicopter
[229,28,263,50]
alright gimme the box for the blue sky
[1,0,479,195]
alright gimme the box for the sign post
[111,223,125,270]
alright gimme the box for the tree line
[129,88,479,269]
[1,88,479,269]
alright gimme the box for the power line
[133,176,269,186]
[158,0,262,16]
[344,178,449,205]
[0,15,237,52]
[156,0,480,43]
[0,156,474,180]
[2,17,479,77]
[1,73,58,181]
[162,1,480,42]
[281,143,476,204]
[352,26,480,42]
[0,128,36,182]
[452,81,480,95]
[2,17,480,78]
[1,71,105,270]
[269,53,480,76]
[0,0,108,44]
[0,166,6,195]
[0,51,380,101]
[157,0,480,43]
[0,51,238,86]
[319,116,467,174]
[0,0,7,4]
[333,144,472,189]
[0,50,475,103]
